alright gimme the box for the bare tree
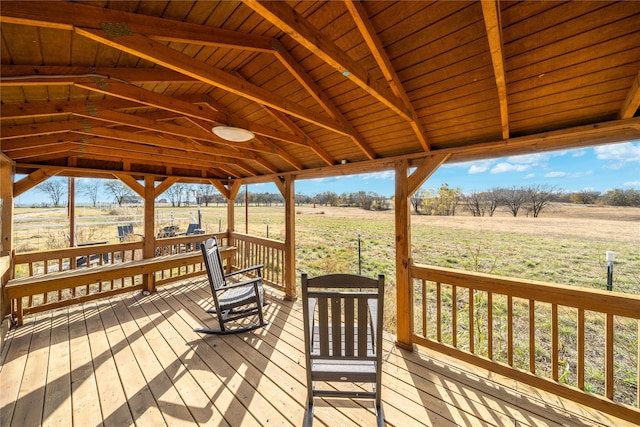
[104,180,135,206]
[501,186,527,217]
[485,188,501,216]
[37,178,67,207]
[462,192,487,217]
[165,183,188,207]
[526,184,558,217]
[198,184,215,207]
[79,179,102,207]
[410,189,425,214]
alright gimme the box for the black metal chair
[195,237,267,334]
[301,273,385,427]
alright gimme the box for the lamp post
[192,190,202,228]
[266,218,269,239]
[606,251,615,291]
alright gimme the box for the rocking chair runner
[301,273,385,427]
[195,237,267,334]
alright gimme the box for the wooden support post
[283,175,296,300]
[1,154,15,342]
[395,159,412,350]
[142,175,156,293]
[68,177,75,247]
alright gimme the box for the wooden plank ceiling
[1,1,639,189]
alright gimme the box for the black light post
[358,229,361,276]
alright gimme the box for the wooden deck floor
[0,277,633,427]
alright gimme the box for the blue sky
[288,141,640,197]
[15,141,640,205]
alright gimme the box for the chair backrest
[201,237,227,292]
[118,224,134,237]
[302,273,384,361]
[185,223,199,235]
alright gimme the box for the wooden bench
[6,246,236,326]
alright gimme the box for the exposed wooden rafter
[481,0,509,140]
[345,0,430,152]
[243,0,415,123]
[618,69,640,119]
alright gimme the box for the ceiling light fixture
[212,125,255,142]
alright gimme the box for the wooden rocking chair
[195,237,267,334]
[301,273,385,426]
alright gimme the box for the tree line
[34,178,640,215]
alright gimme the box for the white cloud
[594,142,640,168]
[545,171,566,178]
[572,149,587,157]
[468,164,489,174]
[360,171,394,180]
[506,153,551,165]
[524,173,535,179]
[623,181,640,188]
[491,162,531,174]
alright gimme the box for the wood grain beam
[0,98,140,121]
[0,65,194,86]
[114,173,144,198]
[481,0,509,140]
[273,43,375,160]
[74,27,348,137]
[407,153,451,195]
[264,106,334,166]
[345,0,430,152]
[244,0,414,123]
[0,1,275,52]
[154,177,179,198]
[618,69,640,119]
[14,168,61,196]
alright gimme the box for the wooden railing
[8,233,232,317]
[410,263,640,424]
[230,232,285,290]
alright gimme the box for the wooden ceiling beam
[273,44,375,160]
[618,69,640,119]
[0,1,275,52]
[0,119,102,140]
[114,173,145,198]
[0,98,140,121]
[244,0,414,123]
[14,168,61,197]
[345,0,430,152]
[481,0,510,140]
[0,65,195,86]
[8,143,77,160]
[264,107,334,166]
[74,27,349,137]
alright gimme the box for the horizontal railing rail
[230,232,285,290]
[410,263,640,424]
[8,233,235,318]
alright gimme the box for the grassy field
[13,202,640,405]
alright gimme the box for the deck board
[0,277,634,427]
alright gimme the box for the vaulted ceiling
[1,1,639,191]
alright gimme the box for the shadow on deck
[0,277,631,426]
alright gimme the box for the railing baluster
[508,295,513,367]
[488,292,493,360]
[422,279,427,338]
[529,299,535,374]
[469,287,474,354]
[452,285,457,348]
[606,312,614,400]
[552,303,558,381]
[436,281,442,342]
[578,308,584,390]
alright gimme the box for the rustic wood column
[395,159,412,349]
[227,181,241,245]
[68,177,76,247]
[142,175,156,293]
[283,175,296,300]
[1,154,15,337]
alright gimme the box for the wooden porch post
[227,181,241,246]
[395,153,451,350]
[283,175,296,300]
[142,175,156,293]
[68,177,75,247]
[395,159,413,349]
[1,154,15,341]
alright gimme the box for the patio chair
[301,273,385,427]
[116,224,141,242]
[195,236,267,334]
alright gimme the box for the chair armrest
[218,277,262,292]
[225,264,264,278]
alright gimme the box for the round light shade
[212,126,255,142]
